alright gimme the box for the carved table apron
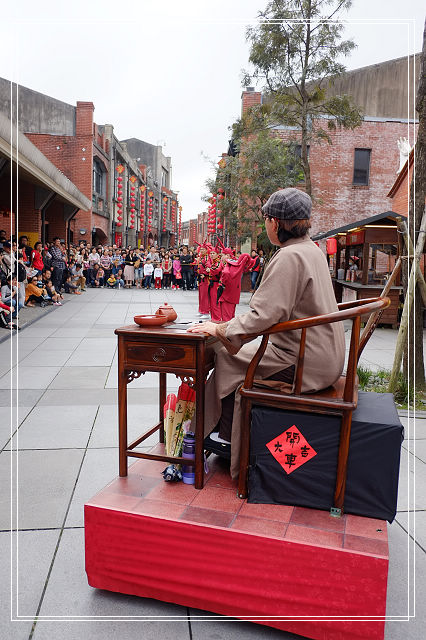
[114,324,217,489]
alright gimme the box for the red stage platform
[85,448,389,640]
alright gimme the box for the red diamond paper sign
[266,425,317,474]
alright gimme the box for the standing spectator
[124,250,136,288]
[172,255,182,289]
[100,250,112,284]
[179,246,193,291]
[50,237,67,293]
[31,242,44,276]
[162,252,172,289]
[154,262,163,289]
[143,258,153,289]
[18,236,33,267]
[134,250,143,288]
[249,250,260,292]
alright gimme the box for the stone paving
[0,287,424,639]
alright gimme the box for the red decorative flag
[266,425,317,475]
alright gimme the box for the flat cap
[262,188,311,220]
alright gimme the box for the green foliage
[241,0,363,193]
[357,365,372,388]
[206,130,303,236]
[357,366,426,411]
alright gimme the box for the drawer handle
[152,348,167,362]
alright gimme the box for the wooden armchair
[237,296,390,516]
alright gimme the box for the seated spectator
[71,263,86,291]
[64,275,82,295]
[106,273,117,288]
[1,274,23,318]
[0,300,19,330]
[90,264,104,287]
[25,276,47,307]
[46,280,62,305]
[0,229,7,251]
[115,269,125,288]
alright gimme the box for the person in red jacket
[217,253,256,321]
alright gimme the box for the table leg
[159,372,166,443]
[194,344,205,489]
[118,339,128,477]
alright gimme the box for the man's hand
[187,321,218,336]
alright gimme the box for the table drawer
[125,342,195,368]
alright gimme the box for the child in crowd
[162,252,172,289]
[107,273,117,288]
[143,259,153,289]
[64,275,82,295]
[172,256,182,289]
[46,280,62,305]
[154,262,163,289]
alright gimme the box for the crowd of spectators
[1,229,254,330]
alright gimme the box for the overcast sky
[2,0,425,220]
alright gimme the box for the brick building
[237,54,419,244]
[0,112,90,247]
[0,78,179,247]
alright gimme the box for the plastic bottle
[181,432,196,485]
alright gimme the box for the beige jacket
[204,235,345,479]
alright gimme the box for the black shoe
[204,433,231,460]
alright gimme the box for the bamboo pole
[388,208,426,392]
[399,219,426,306]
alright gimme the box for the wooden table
[114,323,217,489]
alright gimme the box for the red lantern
[130,208,135,213]
[118,189,123,195]
[118,176,123,183]
[326,237,337,255]
[117,196,122,202]
[217,223,223,230]
[116,222,122,227]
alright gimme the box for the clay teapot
[155,302,177,322]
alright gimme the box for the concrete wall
[323,54,420,120]
[0,77,76,135]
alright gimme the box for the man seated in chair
[188,188,345,480]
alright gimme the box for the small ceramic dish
[133,314,168,327]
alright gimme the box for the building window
[93,159,105,196]
[353,149,371,186]
[161,169,168,188]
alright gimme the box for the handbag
[175,271,182,280]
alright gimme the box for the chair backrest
[241,297,390,401]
